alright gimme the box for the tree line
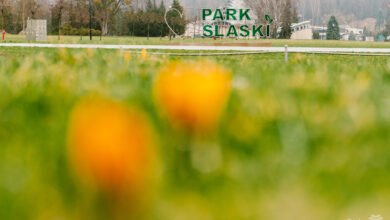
[129,0,185,37]
[0,0,186,37]
[2,0,388,39]
[0,0,314,39]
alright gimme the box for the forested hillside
[158,0,388,23]
[298,0,389,24]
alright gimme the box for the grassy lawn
[2,34,390,48]
[0,47,390,219]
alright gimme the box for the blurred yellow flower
[86,48,95,57]
[141,49,148,60]
[123,52,132,62]
[153,61,232,133]
[67,96,156,197]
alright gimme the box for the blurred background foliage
[0,48,390,219]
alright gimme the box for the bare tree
[245,0,284,23]
[26,0,40,19]
[244,0,286,37]
[14,0,40,31]
[94,0,132,35]
[0,0,10,30]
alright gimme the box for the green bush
[60,24,101,36]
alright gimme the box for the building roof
[277,20,312,33]
[291,20,311,29]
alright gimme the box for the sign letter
[202,9,212,20]
[240,9,251,20]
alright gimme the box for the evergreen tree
[386,8,390,35]
[129,0,170,38]
[348,32,356,41]
[312,31,320,39]
[292,6,299,23]
[170,0,186,36]
[153,0,157,12]
[376,9,384,31]
[279,0,293,39]
[326,16,341,40]
[0,3,13,32]
[146,0,154,12]
[363,26,371,37]
[50,0,66,34]
[158,0,168,36]
[171,0,184,14]
[158,0,166,15]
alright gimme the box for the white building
[340,25,364,41]
[312,26,327,40]
[291,20,313,40]
[312,25,366,41]
[277,20,314,40]
[184,22,203,38]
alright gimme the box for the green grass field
[2,34,390,48]
[0,46,390,219]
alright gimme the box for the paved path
[1,43,390,54]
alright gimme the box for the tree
[348,32,356,41]
[25,0,39,19]
[244,0,283,22]
[146,0,153,12]
[312,31,320,39]
[279,0,293,39]
[0,0,10,30]
[169,0,186,36]
[363,26,371,37]
[129,0,169,38]
[11,0,40,32]
[144,0,155,39]
[94,0,132,35]
[292,4,299,23]
[386,4,390,36]
[157,0,168,37]
[376,9,385,31]
[244,0,284,38]
[111,8,128,36]
[75,0,90,29]
[296,0,384,24]
[326,15,340,40]
[158,0,165,15]
[50,0,66,34]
